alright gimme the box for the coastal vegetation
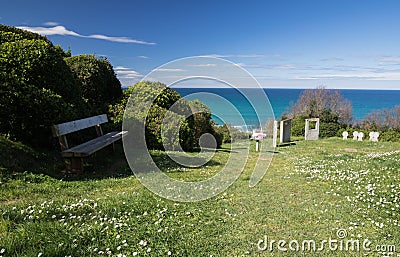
[0,24,218,153]
[285,87,353,138]
[1,24,400,256]
[285,87,400,141]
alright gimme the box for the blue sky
[2,0,400,89]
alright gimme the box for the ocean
[174,88,400,128]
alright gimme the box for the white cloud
[188,63,217,67]
[18,25,80,36]
[137,55,149,59]
[296,73,386,80]
[156,68,186,72]
[87,34,154,44]
[273,64,298,70]
[17,25,156,45]
[114,66,131,70]
[236,63,263,68]
[43,21,59,26]
[200,54,267,58]
[114,66,142,79]
[320,57,344,62]
[378,56,400,64]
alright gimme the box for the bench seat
[52,114,128,173]
[62,131,128,158]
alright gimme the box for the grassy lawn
[1,137,399,256]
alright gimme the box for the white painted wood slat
[61,131,128,157]
[51,114,108,137]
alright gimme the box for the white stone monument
[353,131,359,140]
[374,132,380,142]
[369,131,379,142]
[358,132,364,141]
[342,131,348,140]
[369,132,374,141]
[305,118,320,140]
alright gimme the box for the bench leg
[65,157,83,174]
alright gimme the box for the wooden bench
[51,114,127,173]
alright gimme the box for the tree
[65,55,122,114]
[287,87,353,137]
[363,105,400,130]
[288,87,353,125]
[0,26,83,146]
[0,38,81,103]
[0,24,51,44]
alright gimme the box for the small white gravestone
[374,132,380,142]
[353,131,359,140]
[369,131,379,142]
[342,131,348,140]
[358,132,364,141]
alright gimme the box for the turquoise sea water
[174,88,400,127]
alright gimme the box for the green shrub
[110,81,195,151]
[65,55,122,114]
[0,24,51,44]
[188,100,222,148]
[213,124,249,144]
[291,110,344,138]
[0,28,84,146]
[380,130,400,142]
[291,116,306,137]
[319,122,342,138]
[0,38,81,103]
[0,135,40,174]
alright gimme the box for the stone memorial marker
[353,131,359,140]
[305,118,320,140]
[369,132,374,141]
[342,131,348,140]
[280,119,292,143]
[369,131,379,142]
[272,120,278,147]
[374,132,380,142]
[358,132,364,141]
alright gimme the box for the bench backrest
[52,114,108,137]
[51,114,109,151]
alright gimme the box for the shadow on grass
[277,142,297,147]
[57,144,224,181]
[140,150,222,174]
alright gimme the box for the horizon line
[121,86,400,91]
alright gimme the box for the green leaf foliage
[188,100,220,147]
[0,24,52,44]
[0,26,85,146]
[109,81,221,151]
[65,55,122,114]
[0,38,81,102]
[213,124,248,144]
